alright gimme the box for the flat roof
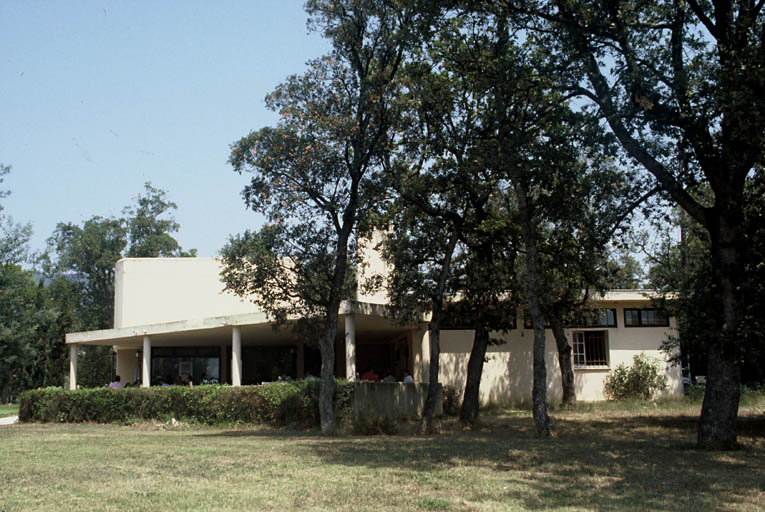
[66,301,421,348]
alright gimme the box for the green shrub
[604,354,668,400]
[19,380,354,427]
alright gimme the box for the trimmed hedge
[19,380,353,427]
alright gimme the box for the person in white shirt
[109,375,124,389]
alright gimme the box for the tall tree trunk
[318,309,338,436]
[516,182,552,437]
[698,209,743,449]
[550,316,575,406]
[420,233,459,434]
[419,315,442,434]
[459,237,493,427]
[317,181,359,436]
[459,321,490,426]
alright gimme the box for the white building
[65,254,682,403]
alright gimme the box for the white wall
[115,348,140,384]
[434,302,683,405]
[114,258,257,328]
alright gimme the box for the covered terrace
[65,301,428,389]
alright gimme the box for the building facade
[65,256,683,403]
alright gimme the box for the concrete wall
[434,301,683,405]
[113,232,392,329]
[352,382,442,419]
[115,348,140,384]
[114,258,257,328]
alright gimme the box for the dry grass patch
[1,397,763,511]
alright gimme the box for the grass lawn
[0,403,19,418]
[1,397,763,511]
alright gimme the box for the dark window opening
[624,308,669,327]
[573,331,609,367]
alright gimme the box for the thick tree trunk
[550,316,575,406]
[516,182,552,437]
[698,211,744,449]
[459,322,490,426]
[318,309,338,436]
[459,234,493,427]
[698,339,740,449]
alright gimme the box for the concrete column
[412,329,429,383]
[142,335,151,388]
[296,341,305,379]
[345,314,356,381]
[220,345,228,384]
[232,326,242,387]
[69,344,78,390]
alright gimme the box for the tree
[504,0,765,449]
[0,264,41,401]
[376,190,463,432]
[0,164,63,400]
[649,176,765,387]
[534,161,649,406]
[222,0,426,435]
[0,164,33,266]
[379,11,530,428]
[124,182,196,258]
[45,183,193,387]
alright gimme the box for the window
[573,331,609,367]
[151,346,220,385]
[570,308,617,328]
[441,305,517,330]
[624,308,669,327]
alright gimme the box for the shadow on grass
[198,411,765,511]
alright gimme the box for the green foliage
[124,182,196,258]
[46,216,127,331]
[649,177,765,385]
[224,1,431,434]
[19,380,354,427]
[39,183,194,388]
[604,354,668,401]
[0,264,41,400]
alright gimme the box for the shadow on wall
[439,330,569,407]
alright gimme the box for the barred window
[573,331,609,367]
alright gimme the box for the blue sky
[1,1,330,258]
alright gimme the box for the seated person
[381,373,397,383]
[108,375,123,389]
[360,369,380,382]
[403,371,414,384]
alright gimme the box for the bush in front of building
[18,379,353,427]
[604,353,668,400]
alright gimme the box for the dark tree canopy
[223,0,433,435]
[490,0,765,449]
